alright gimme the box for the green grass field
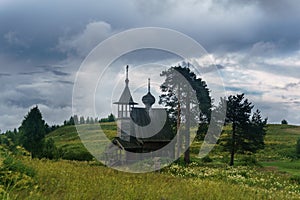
[1,123,300,199]
[16,159,299,200]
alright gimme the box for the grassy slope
[47,123,117,149]
[14,123,300,199]
[258,124,300,175]
[20,159,298,200]
[47,123,300,174]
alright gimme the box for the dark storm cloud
[35,65,70,76]
[18,71,43,76]
[1,0,300,57]
[17,65,69,76]
[0,73,11,77]
[43,80,74,85]
[7,98,48,108]
[1,0,300,130]
[0,0,140,60]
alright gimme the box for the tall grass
[18,159,300,200]
[4,123,298,199]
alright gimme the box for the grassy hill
[2,123,300,199]
[46,123,117,161]
[45,123,300,176]
[47,123,300,170]
[258,124,300,176]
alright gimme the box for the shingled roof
[113,65,137,105]
[114,85,137,105]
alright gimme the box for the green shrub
[61,149,94,161]
[296,138,300,155]
[201,156,213,163]
[0,153,36,197]
[42,138,60,160]
[2,154,35,177]
[239,156,258,166]
[290,175,300,184]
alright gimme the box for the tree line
[63,114,115,126]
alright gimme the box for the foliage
[239,155,259,166]
[281,119,288,125]
[159,65,211,130]
[19,106,46,158]
[42,138,60,160]
[0,149,36,199]
[79,116,85,124]
[159,65,212,164]
[73,115,79,125]
[296,138,300,156]
[201,155,213,163]
[45,124,60,134]
[223,94,267,165]
[60,146,94,161]
[290,175,300,184]
[100,113,116,122]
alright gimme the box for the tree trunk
[229,123,236,166]
[176,86,181,158]
[184,89,191,164]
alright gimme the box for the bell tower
[113,65,137,141]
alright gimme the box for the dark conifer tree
[80,116,85,124]
[86,117,90,124]
[108,113,115,122]
[69,116,75,125]
[73,115,79,125]
[224,94,267,166]
[19,106,46,158]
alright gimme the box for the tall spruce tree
[224,94,267,166]
[108,113,115,122]
[80,116,85,124]
[73,115,79,125]
[19,106,46,158]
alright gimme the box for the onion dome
[142,78,155,109]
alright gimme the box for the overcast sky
[1,0,300,131]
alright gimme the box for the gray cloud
[1,0,300,131]
[35,65,70,76]
[0,73,11,77]
[57,21,113,57]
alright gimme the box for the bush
[296,138,300,155]
[290,175,300,184]
[42,138,60,160]
[0,154,36,195]
[2,154,35,177]
[281,119,288,125]
[201,156,213,163]
[196,123,208,140]
[61,148,94,161]
[239,156,258,166]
